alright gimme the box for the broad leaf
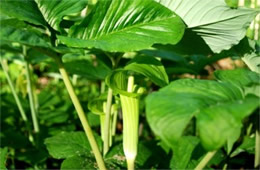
[0,19,50,48]
[58,0,185,52]
[34,0,88,31]
[0,0,46,26]
[146,78,259,151]
[125,56,169,87]
[157,0,258,53]
[44,131,102,159]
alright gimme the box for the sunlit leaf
[58,0,185,52]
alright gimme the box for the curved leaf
[146,78,259,151]
[58,0,185,52]
[34,0,88,31]
[88,93,107,115]
[242,53,260,73]
[106,69,139,97]
[157,0,258,53]
[125,56,169,87]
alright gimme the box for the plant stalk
[0,58,28,122]
[255,129,260,167]
[103,88,113,155]
[23,47,40,133]
[55,57,106,170]
[195,151,217,170]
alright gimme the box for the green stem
[24,47,39,133]
[0,58,28,122]
[255,130,260,168]
[112,105,118,136]
[55,57,106,170]
[103,88,113,155]
[195,151,217,170]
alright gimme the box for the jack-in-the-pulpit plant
[0,0,259,169]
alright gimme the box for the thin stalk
[24,47,39,133]
[255,129,260,167]
[0,58,28,122]
[112,105,118,136]
[103,88,113,155]
[55,57,106,170]
[195,151,217,170]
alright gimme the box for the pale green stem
[195,151,217,170]
[100,114,105,142]
[0,58,28,122]
[120,76,139,170]
[24,47,39,133]
[112,105,118,136]
[255,130,260,168]
[101,102,106,142]
[55,57,106,170]
[103,88,113,155]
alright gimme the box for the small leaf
[58,0,185,52]
[44,131,102,159]
[242,53,260,73]
[125,56,169,87]
[61,155,97,170]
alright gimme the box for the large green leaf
[34,0,88,31]
[58,0,185,52]
[0,19,50,48]
[44,131,102,159]
[156,0,258,53]
[125,56,169,87]
[0,0,88,31]
[146,78,259,151]
[0,0,46,26]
